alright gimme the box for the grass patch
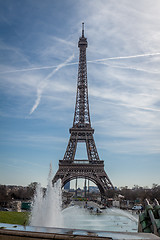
[0,211,30,225]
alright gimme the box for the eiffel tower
[53,23,113,198]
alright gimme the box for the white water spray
[106,208,138,223]
[30,164,63,228]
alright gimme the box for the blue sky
[0,0,160,188]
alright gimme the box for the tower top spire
[78,22,87,48]
[82,22,84,37]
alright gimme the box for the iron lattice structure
[53,23,113,198]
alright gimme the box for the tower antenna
[82,22,84,37]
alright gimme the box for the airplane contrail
[88,52,160,63]
[29,54,74,115]
[0,62,78,74]
[1,52,160,74]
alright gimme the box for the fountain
[30,163,63,228]
[29,164,139,233]
[29,164,138,232]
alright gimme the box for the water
[30,164,63,228]
[62,206,138,232]
[29,164,138,232]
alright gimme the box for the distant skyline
[0,0,160,188]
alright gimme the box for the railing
[74,160,89,164]
[138,198,160,237]
[59,160,104,165]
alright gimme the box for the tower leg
[86,137,100,162]
[63,135,77,161]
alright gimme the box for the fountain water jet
[30,163,63,228]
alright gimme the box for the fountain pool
[62,205,138,232]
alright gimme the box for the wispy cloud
[0,131,66,147]
[92,60,160,75]
[29,54,74,115]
